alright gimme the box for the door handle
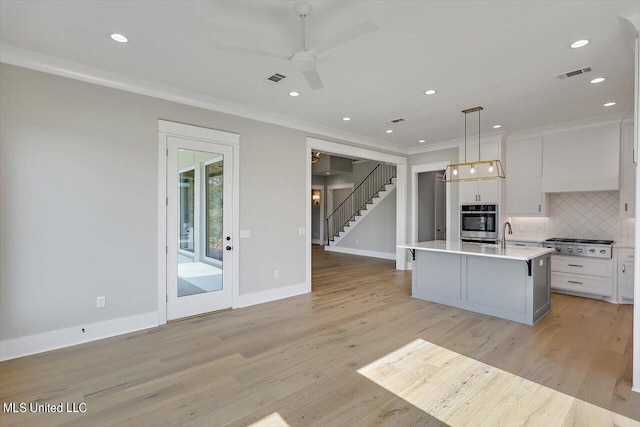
[226,246,232,251]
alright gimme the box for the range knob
[589,249,596,254]
[600,249,607,255]
[567,248,573,253]
[576,248,583,253]
[555,247,561,252]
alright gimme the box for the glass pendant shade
[442,106,505,183]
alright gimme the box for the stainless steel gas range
[544,237,616,300]
[544,238,614,259]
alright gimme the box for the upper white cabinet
[458,140,501,204]
[619,121,635,218]
[541,122,620,193]
[506,138,548,216]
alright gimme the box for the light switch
[299,227,305,235]
[240,229,251,238]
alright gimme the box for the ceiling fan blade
[303,69,324,90]
[308,20,378,57]
[217,44,291,61]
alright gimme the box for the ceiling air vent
[266,73,287,84]
[388,118,406,124]
[556,67,592,80]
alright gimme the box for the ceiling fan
[217,2,378,90]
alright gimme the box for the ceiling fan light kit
[443,106,505,183]
[218,2,378,91]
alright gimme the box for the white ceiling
[0,1,637,151]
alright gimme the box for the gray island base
[399,241,556,326]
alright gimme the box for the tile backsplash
[507,191,635,246]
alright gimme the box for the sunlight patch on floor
[248,412,290,427]
[358,339,639,426]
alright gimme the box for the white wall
[336,189,397,255]
[0,63,335,344]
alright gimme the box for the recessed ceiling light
[418,139,426,143]
[385,129,394,133]
[325,172,330,175]
[289,91,300,97]
[590,77,605,84]
[570,39,589,49]
[424,89,437,95]
[603,102,616,107]
[493,124,502,129]
[110,33,128,43]
[342,117,351,121]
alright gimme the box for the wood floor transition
[0,245,638,426]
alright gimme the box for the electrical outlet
[274,270,280,279]
[96,296,106,308]
[298,227,305,235]
[356,240,359,245]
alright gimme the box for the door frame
[306,137,408,282]
[157,120,240,325]
[411,161,451,255]
[311,184,325,245]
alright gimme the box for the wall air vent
[266,73,287,84]
[556,67,592,80]
[388,118,406,124]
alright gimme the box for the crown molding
[620,6,640,34]
[406,131,505,156]
[0,44,409,156]
[507,111,630,142]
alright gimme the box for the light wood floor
[1,245,638,426]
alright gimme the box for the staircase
[326,163,397,247]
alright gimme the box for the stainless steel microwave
[460,204,498,242]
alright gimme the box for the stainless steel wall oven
[460,204,498,243]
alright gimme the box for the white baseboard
[0,311,159,361]
[233,282,310,309]
[323,245,396,260]
[311,239,322,245]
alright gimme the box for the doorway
[311,185,325,245]
[411,161,451,245]
[417,170,447,241]
[158,121,239,323]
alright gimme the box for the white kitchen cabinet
[550,255,614,298]
[541,122,620,193]
[506,138,548,216]
[458,141,500,204]
[619,121,635,218]
[617,248,634,302]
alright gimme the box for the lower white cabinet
[617,248,635,302]
[550,255,613,298]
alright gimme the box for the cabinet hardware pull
[622,265,626,273]
[567,264,583,267]
[568,280,583,285]
[515,243,525,246]
[538,204,541,212]
[625,203,628,212]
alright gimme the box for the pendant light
[442,106,505,182]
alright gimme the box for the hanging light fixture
[442,106,505,182]
[311,151,321,164]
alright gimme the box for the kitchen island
[399,241,556,325]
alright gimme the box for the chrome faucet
[501,221,513,250]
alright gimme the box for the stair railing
[326,163,396,245]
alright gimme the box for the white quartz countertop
[398,240,555,261]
